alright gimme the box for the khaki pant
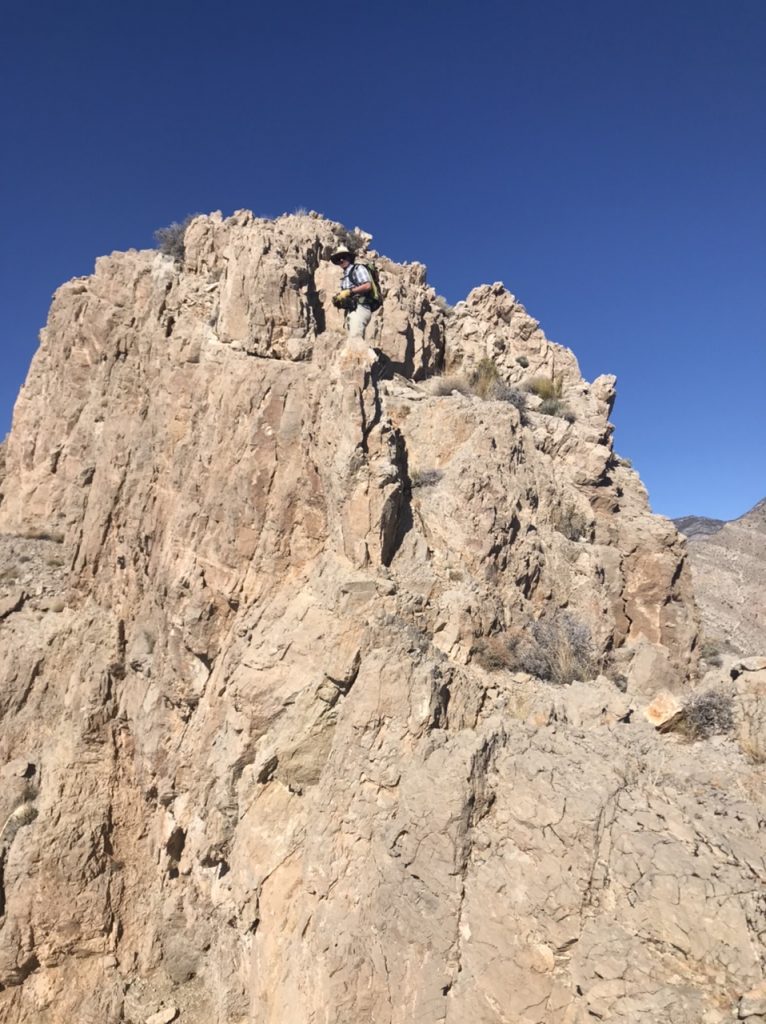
[347,304,372,338]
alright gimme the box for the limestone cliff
[0,212,763,1024]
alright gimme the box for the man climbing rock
[330,245,378,339]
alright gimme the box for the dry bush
[699,637,723,667]
[472,612,595,686]
[411,468,444,488]
[508,611,595,686]
[471,636,516,672]
[432,294,454,314]
[682,689,734,739]
[553,503,589,542]
[539,397,576,421]
[491,382,527,413]
[154,214,198,262]
[428,375,473,397]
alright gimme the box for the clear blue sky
[2,0,764,520]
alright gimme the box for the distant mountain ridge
[674,498,766,539]
[677,497,766,656]
[673,514,725,539]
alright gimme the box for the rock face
[678,498,766,657]
[0,212,763,1024]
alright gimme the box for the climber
[330,245,377,339]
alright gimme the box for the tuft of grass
[471,358,501,398]
[154,214,198,262]
[469,359,527,412]
[682,689,734,739]
[526,374,564,401]
[427,361,526,415]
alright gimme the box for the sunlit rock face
[0,212,762,1024]
[678,497,766,658]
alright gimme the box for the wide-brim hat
[330,245,354,264]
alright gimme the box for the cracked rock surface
[0,212,762,1023]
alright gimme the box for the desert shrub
[411,468,444,488]
[468,359,527,412]
[699,638,723,667]
[683,689,734,739]
[526,374,563,401]
[553,503,589,542]
[539,397,575,422]
[490,382,527,412]
[154,214,197,262]
[471,636,516,672]
[428,361,526,415]
[508,611,595,686]
[471,358,501,397]
[331,225,367,255]
[515,355,529,368]
[432,294,454,314]
[429,374,473,397]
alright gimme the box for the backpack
[353,261,384,312]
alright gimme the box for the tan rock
[3,212,755,1024]
[740,981,766,1018]
[643,690,684,729]
[146,1010,179,1024]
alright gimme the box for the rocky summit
[0,211,764,1024]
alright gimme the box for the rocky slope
[0,211,764,1024]
[677,497,766,658]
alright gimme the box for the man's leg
[347,305,372,339]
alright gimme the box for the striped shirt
[341,262,372,304]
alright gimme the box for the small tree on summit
[154,214,198,262]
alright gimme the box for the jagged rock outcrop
[677,497,766,658]
[0,212,762,1024]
